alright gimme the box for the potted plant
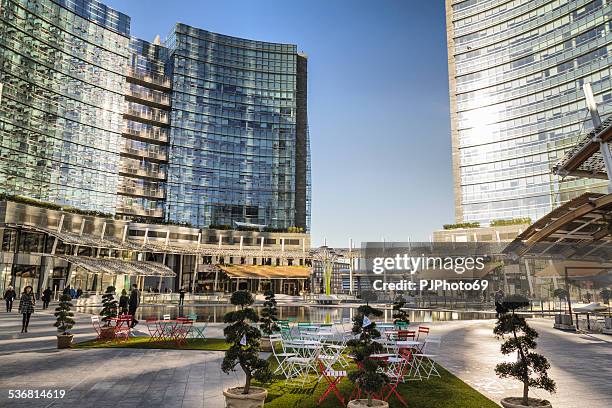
[54,289,75,349]
[222,291,272,408]
[552,288,572,328]
[495,295,556,408]
[259,290,279,352]
[347,304,389,408]
[99,286,117,340]
[392,295,410,326]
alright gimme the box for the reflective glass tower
[165,24,310,230]
[446,0,610,224]
[0,0,130,214]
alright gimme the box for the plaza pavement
[0,305,611,408]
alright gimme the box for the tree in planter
[259,290,279,336]
[347,304,388,407]
[100,286,118,327]
[552,288,568,312]
[54,289,75,335]
[600,288,611,305]
[222,291,272,394]
[494,295,556,406]
[392,295,410,326]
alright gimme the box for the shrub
[347,304,387,407]
[490,217,532,227]
[54,290,75,335]
[100,286,118,327]
[494,295,556,406]
[259,290,279,336]
[392,295,410,325]
[443,222,481,230]
[222,291,271,394]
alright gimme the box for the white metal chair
[412,335,442,379]
[270,334,295,378]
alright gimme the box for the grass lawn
[255,360,499,408]
[73,337,230,351]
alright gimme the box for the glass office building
[0,0,130,214]
[0,1,310,231]
[446,0,610,224]
[165,24,310,230]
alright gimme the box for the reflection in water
[77,304,497,323]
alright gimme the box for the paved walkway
[0,307,242,408]
[427,318,612,408]
[1,307,611,408]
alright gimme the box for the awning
[535,260,612,279]
[216,264,310,279]
[57,255,176,277]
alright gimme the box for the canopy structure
[552,114,612,179]
[216,264,310,279]
[504,192,612,260]
[57,255,176,277]
[2,223,310,259]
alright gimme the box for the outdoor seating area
[90,313,211,345]
[268,320,442,406]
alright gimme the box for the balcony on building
[120,143,168,162]
[126,68,172,91]
[121,126,168,143]
[116,205,164,218]
[124,106,170,126]
[119,165,166,180]
[117,184,165,199]
[125,86,171,109]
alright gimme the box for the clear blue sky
[104,0,454,248]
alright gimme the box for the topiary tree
[54,289,75,335]
[222,291,271,394]
[259,290,279,336]
[347,304,388,407]
[392,295,410,325]
[553,288,568,313]
[494,295,556,406]
[600,288,611,305]
[100,286,117,327]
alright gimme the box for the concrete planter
[500,397,552,408]
[260,337,272,352]
[347,399,389,408]
[57,334,73,349]
[223,386,267,408]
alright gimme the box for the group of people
[3,285,36,333]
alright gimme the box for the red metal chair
[113,315,132,342]
[396,330,416,341]
[145,318,163,342]
[381,353,410,407]
[416,326,430,341]
[174,320,193,346]
[317,359,346,406]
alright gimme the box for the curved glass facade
[165,24,309,230]
[0,0,129,213]
[447,0,609,224]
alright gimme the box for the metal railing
[126,68,171,88]
[121,126,168,143]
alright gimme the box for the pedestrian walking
[178,287,186,306]
[119,289,129,315]
[18,285,35,333]
[42,287,52,309]
[76,288,83,299]
[128,284,140,328]
[4,285,16,312]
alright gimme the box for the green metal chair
[191,316,210,339]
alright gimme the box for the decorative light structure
[313,245,338,296]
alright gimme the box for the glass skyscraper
[446,0,609,225]
[0,0,129,214]
[0,0,311,231]
[165,24,310,230]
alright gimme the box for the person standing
[76,288,83,299]
[128,284,140,328]
[178,287,186,306]
[18,285,35,333]
[119,289,129,315]
[41,287,52,309]
[4,285,16,312]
